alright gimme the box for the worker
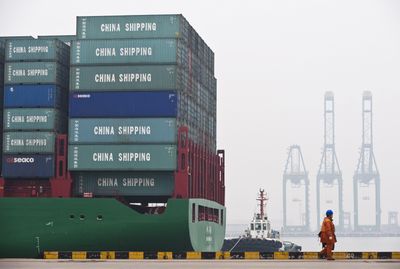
[319,209,337,260]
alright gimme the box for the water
[227,224,400,251]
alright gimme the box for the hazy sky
[1,0,399,229]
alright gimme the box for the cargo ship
[0,15,226,258]
[222,190,301,252]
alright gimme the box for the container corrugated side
[72,171,174,196]
[4,108,66,132]
[4,84,67,109]
[5,62,69,86]
[71,39,179,65]
[0,37,34,61]
[69,118,177,144]
[0,66,4,85]
[0,40,5,62]
[6,39,69,64]
[77,15,182,39]
[38,35,76,46]
[2,154,55,178]
[69,91,177,118]
[70,65,177,91]
[70,38,215,85]
[3,131,56,153]
[76,15,214,73]
[0,36,34,41]
[70,63,215,96]
[68,144,177,171]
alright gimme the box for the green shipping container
[71,39,182,65]
[69,118,177,144]
[77,15,184,39]
[3,131,56,153]
[6,39,69,63]
[0,40,4,62]
[38,35,76,46]
[4,108,66,132]
[76,15,215,73]
[72,171,175,196]
[70,65,177,91]
[68,144,177,171]
[0,67,4,85]
[70,64,215,95]
[5,62,69,86]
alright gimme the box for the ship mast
[257,189,268,219]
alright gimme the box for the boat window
[251,223,254,230]
[80,214,85,220]
[97,215,103,221]
[192,203,196,223]
[198,205,205,221]
[207,207,214,222]
[196,206,222,224]
[214,208,219,224]
[255,223,261,230]
[263,223,267,230]
[69,214,74,219]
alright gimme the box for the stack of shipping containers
[68,15,218,202]
[0,41,4,176]
[1,38,69,196]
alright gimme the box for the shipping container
[71,38,176,65]
[68,144,177,171]
[3,84,67,108]
[4,108,66,132]
[0,40,4,62]
[70,64,215,96]
[0,66,4,85]
[70,65,176,91]
[3,179,52,197]
[76,15,214,73]
[70,39,215,86]
[3,131,56,153]
[2,154,55,178]
[78,89,218,151]
[0,109,2,175]
[0,36,34,59]
[5,62,69,86]
[38,35,76,46]
[0,36,34,40]
[69,91,177,118]
[77,15,184,39]
[69,118,177,144]
[72,171,174,196]
[6,39,70,64]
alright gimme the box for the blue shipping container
[4,84,66,108]
[69,91,177,118]
[2,154,55,178]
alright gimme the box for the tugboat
[222,189,301,252]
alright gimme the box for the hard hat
[326,209,333,216]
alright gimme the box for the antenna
[257,189,268,219]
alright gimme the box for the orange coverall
[320,216,337,259]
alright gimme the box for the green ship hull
[0,198,226,258]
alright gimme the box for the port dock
[41,251,399,260]
[1,259,399,269]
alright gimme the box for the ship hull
[222,238,283,252]
[0,198,226,258]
